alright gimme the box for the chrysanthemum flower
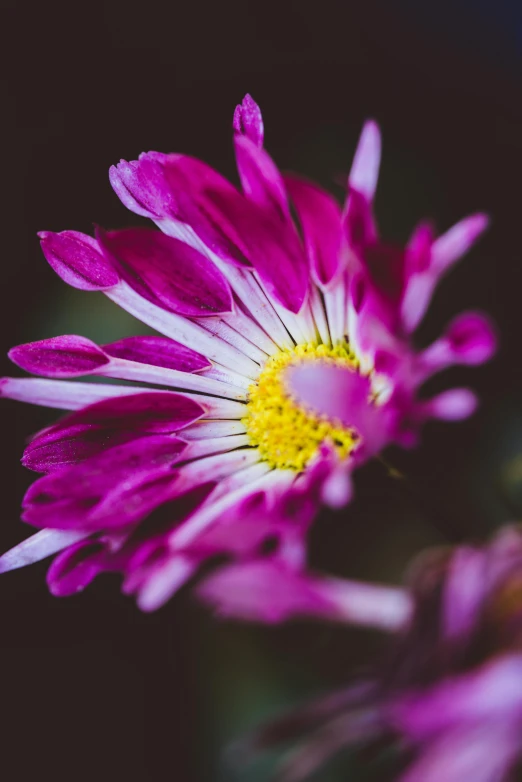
[0,94,495,610]
[233,527,522,782]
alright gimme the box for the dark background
[1,1,522,779]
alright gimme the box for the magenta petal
[39,231,120,291]
[48,391,204,434]
[109,156,175,219]
[234,134,289,219]
[47,539,106,596]
[287,364,387,454]
[198,561,339,623]
[22,425,149,473]
[443,312,497,365]
[348,120,381,201]
[424,388,478,420]
[160,154,253,267]
[203,186,309,312]
[285,175,344,288]
[98,227,233,317]
[344,189,377,257]
[9,335,109,378]
[431,213,489,274]
[103,335,210,373]
[405,221,434,276]
[233,93,264,147]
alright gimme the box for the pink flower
[234,527,522,782]
[0,94,495,610]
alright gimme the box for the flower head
[0,94,495,609]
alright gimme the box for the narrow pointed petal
[109,155,174,219]
[47,539,107,596]
[99,227,233,317]
[285,175,344,288]
[419,312,497,378]
[23,425,148,473]
[39,231,119,290]
[103,335,210,373]
[0,529,90,573]
[423,388,478,421]
[45,391,204,433]
[9,335,110,378]
[348,120,381,200]
[233,93,264,147]
[431,213,489,274]
[234,134,289,219]
[0,377,151,409]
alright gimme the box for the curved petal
[9,335,110,378]
[39,231,119,291]
[103,335,210,373]
[99,226,233,317]
[285,175,344,288]
[233,93,264,147]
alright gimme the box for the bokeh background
[2,1,522,779]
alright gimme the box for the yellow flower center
[243,342,360,472]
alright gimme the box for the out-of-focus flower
[232,527,522,781]
[0,94,494,610]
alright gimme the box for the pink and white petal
[348,120,381,201]
[431,213,489,275]
[285,174,344,288]
[234,134,290,220]
[39,231,120,291]
[0,528,91,574]
[47,538,107,596]
[418,312,497,379]
[23,425,149,473]
[98,227,233,317]
[109,155,175,220]
[198,561,411,629]
[0,377,154,410]
[103,335,210,373]
[106,281,260,378]
[286,363,391,456]
[233,93,264,147]
[9,335,110,378]
[421,388,478,421]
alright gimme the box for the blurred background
[1,0,522,779]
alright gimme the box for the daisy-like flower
[0,94,495,610]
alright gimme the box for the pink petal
[286,363,388,455]
[109,156,175,219]
[9,335,110,378]
[233,93,264,147]
[47,539,107,596]
[431,213,489,274]
[423,388,478,421]
[23,425,149,473]
[234,134,289,219]
[98,226,233,317]
[348,120,381,201]
[39,231,119,291]
[102,335,210,373]
[198,561,340,624]
[0,528,90,573]
[285,174,344,288]
[47,391,205,433]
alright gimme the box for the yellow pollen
[243,342,360,472]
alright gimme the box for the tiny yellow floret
[243,342,359,472]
